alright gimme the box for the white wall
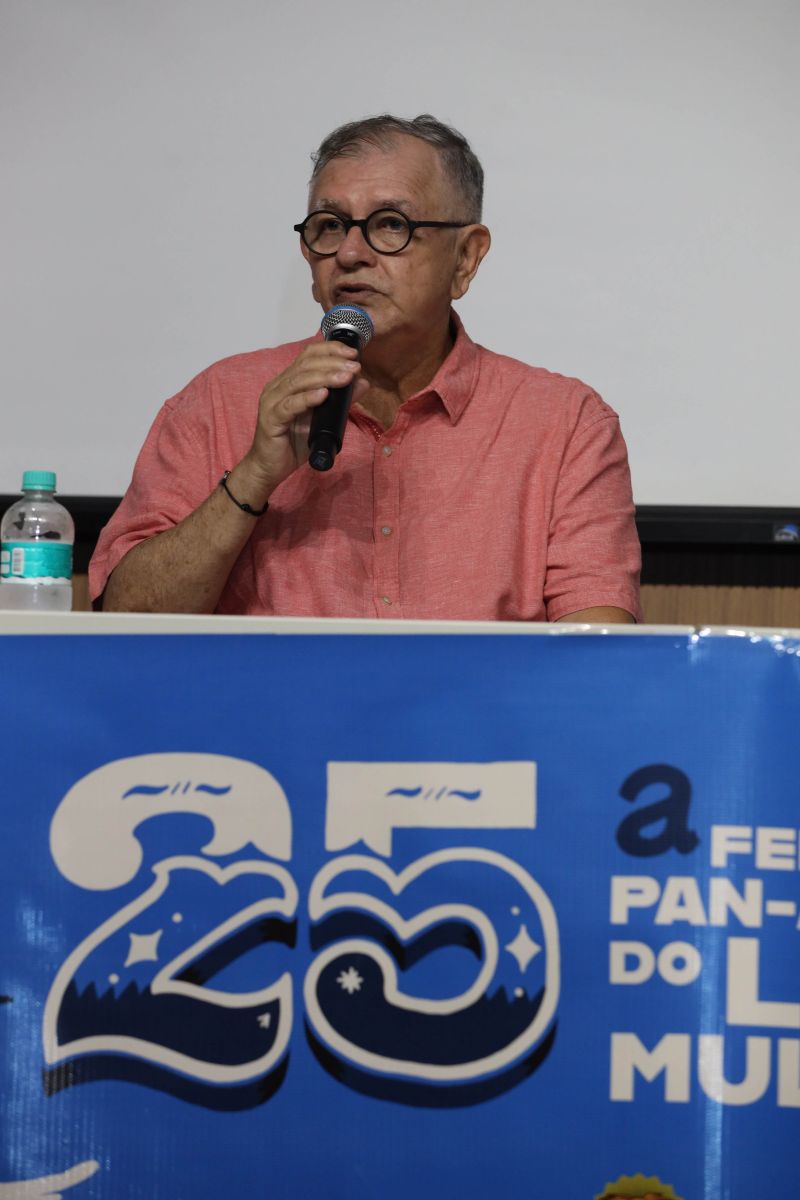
[2,0,798,505]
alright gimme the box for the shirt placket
[371,418,406,617]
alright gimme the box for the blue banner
[1,626,798,1199]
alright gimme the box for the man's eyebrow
[311,197,415,215]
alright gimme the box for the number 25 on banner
[42,754,558,1109]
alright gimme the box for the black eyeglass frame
[293,208,471,256]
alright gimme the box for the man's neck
[356,319,455,430]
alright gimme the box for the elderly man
[91,114,641,621]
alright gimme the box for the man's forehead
[307,137,450,211]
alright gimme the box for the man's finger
[268,386,329,429]
[269,362,359,405]
[289,410,312,463]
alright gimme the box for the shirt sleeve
[88,390,217,603]
[543,397,642,622]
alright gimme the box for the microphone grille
[320,304,374,349]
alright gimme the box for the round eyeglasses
[293,208,470,256]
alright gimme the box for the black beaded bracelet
[218,470,269,517]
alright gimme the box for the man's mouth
[334,283,378,302]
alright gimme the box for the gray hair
[310,114,484,223]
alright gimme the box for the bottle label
[0,542,73,582]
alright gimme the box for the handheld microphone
[308,304,374,472]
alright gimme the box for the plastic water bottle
[0,471,74,612]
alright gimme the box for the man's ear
[450,225,491,301]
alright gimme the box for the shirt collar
[314,308,482,425]
[417,309,481,424]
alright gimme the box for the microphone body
[308,305,374,472]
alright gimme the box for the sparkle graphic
[257,1012,272,1029]
[124,930,163,967]
[337,966,364,995]
[504,924,541,972]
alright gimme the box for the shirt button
[381,525,392,537]
[382,445,392,457]
[381,595,392,605]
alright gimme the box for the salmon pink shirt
[89,315,641,622]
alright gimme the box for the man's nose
[335,222,375,265]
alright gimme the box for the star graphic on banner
[124,930,163,967]
[257,1013,272,1029]
[337,966,364,995]
[504,924,541,973]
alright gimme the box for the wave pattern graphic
[0,1160,100,1198]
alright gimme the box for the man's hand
[240,341,368,498]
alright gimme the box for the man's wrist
[218,471,269,517]
[226,456,277,511]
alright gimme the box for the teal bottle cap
[21,470,57,491]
